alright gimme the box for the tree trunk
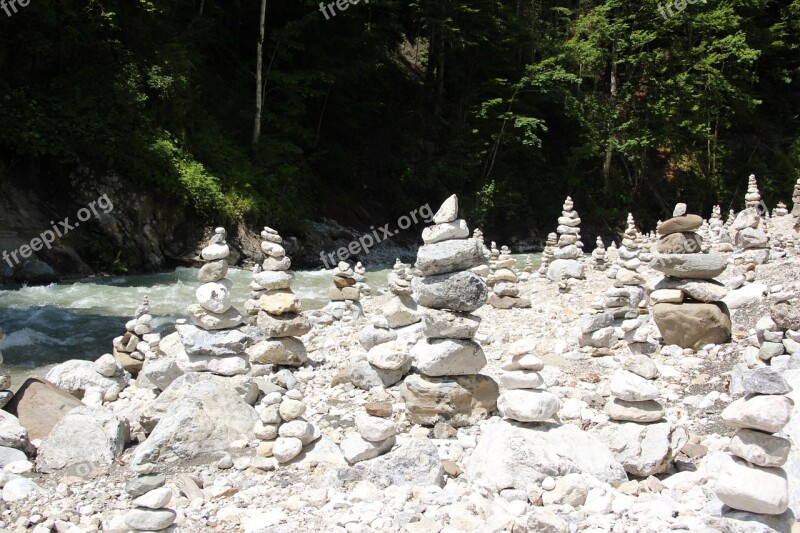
[603,39,618,187]
[251,0,267,153]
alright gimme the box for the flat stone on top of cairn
[400,195,498,427]
[649,205,732,350]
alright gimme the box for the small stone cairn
[538,232,557,278]
[611,213,645,287]
[592,237,608,271]
[715,367,792,517]
[123,476,177,532]
[340,403,398,465]
[245,226,310,368]
[774,202,789,217]
[547,196,585,281]
[793,178,800,217]
[488,245,531,309]
[496,339,559,423]
[354,261,372,297]
[748,298,800,369]
[649,204,732,350]
[606,361,663,424]
[0,373,11,410]
[255,388,320,464]
[732,174,770,265]
[400,195,499,427]
[113,296,160,374]
[470,229,491,277]
[325,261,364,321]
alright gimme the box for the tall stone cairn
[399,195,499,427]
[245,226,310,368]
[649,205,732,350]
[793,178,800,217]
[732,174,770,265]
[469,229,491,277]
[538,232,557,278]
[546,196,586,281]
[715,368,792,517]
[487,245,531,309]
[592,237,608,271]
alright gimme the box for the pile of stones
[716,367,792,517]
[732,174,770,265]
[547,196,585,281]
[748,300,800,369]
[650,205,732,350]
[354,262,372,297]
[592,237,608,271]
[113,297,160,374]
[606,362,663,424]
[470,229,491,277]
[400,195,499,428]
[610,213,645,287]
[538,232,557,278]
[793,178,800,217]
[774,202,789,217]
[256,388,320,464]
[246,227,310,369]
[487,246,530,309]
[521,255,535,279]
[496,339,559,423]
[124,476,177,532]
[325,261,363,321]
[340,405,398,465]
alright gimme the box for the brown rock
[399,373,498,427]
[4,378,83,441]
[652,302,732,349]
[442,460,462,478]
[656,232,703,254]
[365,402,393,418]
[113,347,144,374]
[333,275,356,289]
[658,214,703,235]
[255,290,301,315]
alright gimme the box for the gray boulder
[411,271,488,312]
[175,324,251,357]
[415,238,484,276]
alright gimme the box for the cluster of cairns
[113,297,161,374]
[399,195,499,428]
[546,196,585,281]
[649,204,732,350]
[716,367,792,517]
[495,339,559,423]
[175,227,251,377]
[245,227,310,368]
[749,300,800,369]
[353,259,418,391]
[123,476,177,532]
[255,388,320,464]
[326,261,364,321]
[340,402,398,464]
[487,245,530,309]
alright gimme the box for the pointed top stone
[433,194,458,224]
[673,203,687,217]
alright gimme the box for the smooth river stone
[609,370,659,402]
[649,253,727,279]
[196,281,232,313]
[253,270,294,290]
[420,309,480,339]
[411,338,487,376]
[176,324,250,357]
[650,277,727,302]
[656,232,703,254]
[497,389,559,422]
[125,509,177,531]
[715,456,788,515]
[201,243,229,261]
[415,238,485,276]
[422,219,470,244]
[198,259,228,282]
[721,395,792,433]
[652,302,731,350]
[367,342,411,371]
[411,271,488,312]
[186,304,244,330]
[247,337,307,367]
[496,370,543,390]
[658,214,703,235]
[605,398,664,423]
[729,429,791,468]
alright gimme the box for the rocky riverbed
[0,196,799,533]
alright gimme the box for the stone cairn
[123,477,177,532]
[592,237,608,271]
[547,196,585,281]
[325,261,363,321]
[488,245,531,309]
[537,232,557,278]
[113,296,160,374]
[354,261,372,297]
[610,213,645,288]
[245,226,310,369]
[470,229,491,277]
[715,367,792,517]
[649,205,732,350]
[774,202,789,217]
[522,255,535,276]
[793,178,800,217]
[606,361,663,425]
[496,339,559,423]
[255,388,320,464]
[748,299,800,369]
[606,240,619,263]
[340,403,398,465]
[399,194,499,428]
[732,175,770,262]
[488,241,500,273]
[353,259,418,391]
[187,227,244,330]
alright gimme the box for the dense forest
[0,0,798,243]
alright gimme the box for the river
[0,254,540,382]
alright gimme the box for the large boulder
[467,420,626,492]
[411,271,488,312]
[652,302,731,349]
[175,324,251,357]
[546,259,585,281]
[131,373,257,465]
[411,338,486,376]
[399,373,498,427]
[649,253,727,279]
[37,406,129,473]
[415,238,485,276]
[4,377,84,441]
[45,360,130,400]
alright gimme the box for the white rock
[497,390,559,422]
[196,281,232,313]
[496,370,543,390]
[433,194,458,224]
[716,456,788,514]
[201,243,230,261]
[273,437,304,463]
[93,353,120,377]
[367,342,410,371]
[610,370,659,401]
[132,487,173,509]
[355,414,397,442]
[341,434,396,464]
[721,395,792,433]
